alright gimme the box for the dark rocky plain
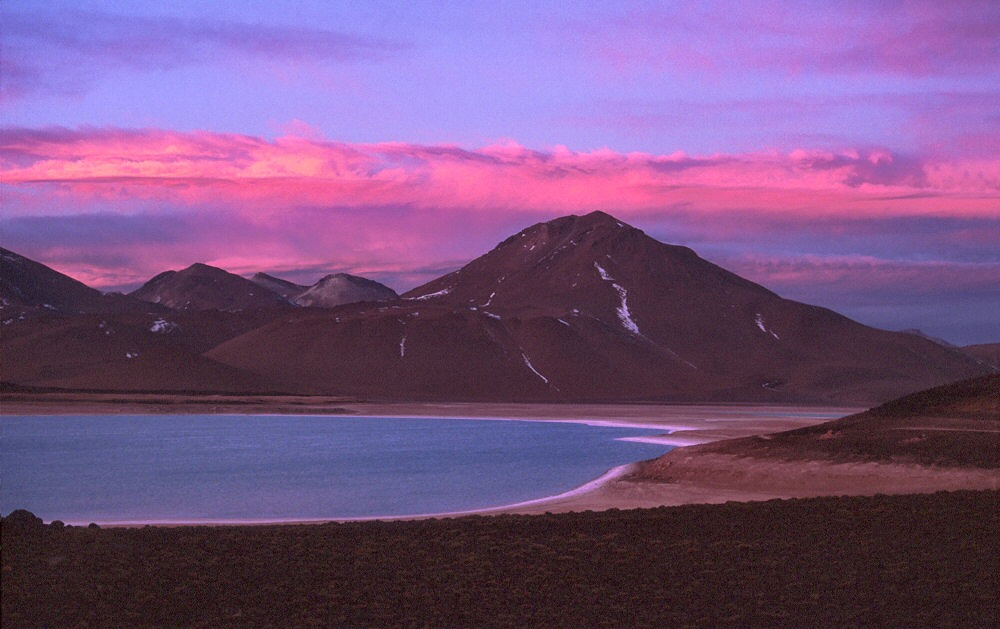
[3,490,999,628]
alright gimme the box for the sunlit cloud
[4,127,997,219]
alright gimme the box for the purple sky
[2,0,998,344]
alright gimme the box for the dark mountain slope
[962,342,1000,369]
[130,263,291,311]
[250,273,307,300]
[0,247,160,318]
[1,310,284,393]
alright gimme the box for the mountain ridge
[294,273,398,308]
[129,263,292,311]
[2,212,993,402]
[207,211,989,404]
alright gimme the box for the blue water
[0,415,671,523]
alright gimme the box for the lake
[0,414,673,524]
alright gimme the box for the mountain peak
[581,209,626,225]
[131,263,291,311]
[317,273,350,283]
[294,273,398,308]
[402,210,709,319]
[184,262,230,276]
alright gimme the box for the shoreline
[2,402,855,527]
[19,398,991,526]
[92,464,643,528]
[2,396,856,449]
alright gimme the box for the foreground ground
[4,490,999,628]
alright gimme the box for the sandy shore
[1,392,854,442]
[500,455,1000,515]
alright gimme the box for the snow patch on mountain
[150,319,177,333]
[594,262,641,335]
[755,313,780,339]
[410,287,452,300]
[521,352,549,384]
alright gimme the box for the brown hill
[250,272,307,300]
[130,263,291,311]
[1,247,160,319]
[0,310,283,393]
[643,374,1000,469]
[900,329,957,348]
[294,273,398,308]
[208,212,988,404]
[962,342,1000,369]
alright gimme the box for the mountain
[900,329,957,348]
[250,273,307,300]
[206,212,989,404]
[250,271,398,308]
[294,273,398,308]
[130,263,292,311]
[961,342,1000,369]
[1,247,162,319]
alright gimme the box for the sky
[1,0,998,345]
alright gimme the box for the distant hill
[294,273,398,308]
[900,329,957,348]
[251,271,398,308]
[206,212,988,404]
[0,247,160,318]
[130,263,291,311]
[0,310,284,393]
[961,342,1000,369]
[250,273,307,300]
[660,374,1000,468]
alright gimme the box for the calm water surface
[1,415,671,523]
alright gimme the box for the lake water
[0,415,673,524]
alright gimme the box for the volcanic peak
[250,273,307,300]
[294,273,398,308]
[130,263,291,311]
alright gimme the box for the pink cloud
[3,127,997,223]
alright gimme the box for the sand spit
[502,453,1000,515]
[0,392,852,438]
